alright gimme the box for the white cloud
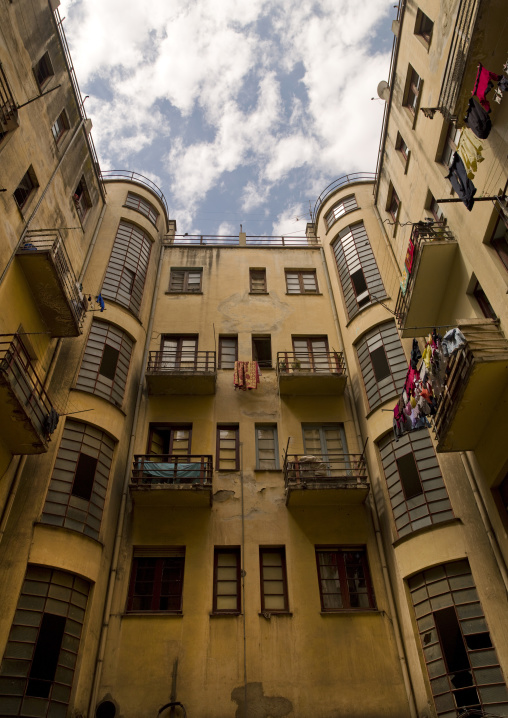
[271,203,307,236]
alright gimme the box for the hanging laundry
[410,338,422,369]
[464,98,492,140]
[446,153,476,211]
[400,267,409,294]
[457,128,484,180]
[472,63,503,112]
[43,408,59,437]
[96,293,105,312]
[441,328,467,357]
[405,238,415,273]
[234,361,260,390]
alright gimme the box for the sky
[59,0,394,237]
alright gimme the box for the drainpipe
[318,243,418,718]
[0,456,27,545]
[460,451,508,595]
[78,203,107,284]
[88,239,165,716]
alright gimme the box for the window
[0,566,89,716]
[395,132,409,160]
[217,425,239,471]
[260,548,289,612]
[213,547,241,613]
[388,187,400,222]
[441,122,461,167]
[415,8,434,44]
[378,431,454,537]
[303,424,347,457]
[255,425,279,470]
[147,424,192,455]
[249,268,267,293]
[14,166,38,209]
[285,270,318,294]
[332,222,386,320]
[33,52,54,88]
[324,195,358,231]
[125,192,159,226]
[102,221,151,314]
[404,65,422,114]
[292,336,330,372]
[168,267,202,293]
[76,321,133,406]
[428,194,445,223]
[218,336,238,368]
[356,322,407,411]
[51,110,69,143]
[160,335,198,370]
[490,215,508,272]
[127,550,185,612]
[408,560,508,716]
[252,335,272,368]
[315,548,375,611]
[73,176,92,223]
[473,281,496,319]
[41,420,115,540]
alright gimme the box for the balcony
[284,454,369,506]
[395,223,458,338]
[130,455,213,507]
[433,320,508,452]
[146,351,216,394]
[277,352,347,395]
[0,61,18,133]
[16,231,86,337]
[0,334,58,454]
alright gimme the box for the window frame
[147,423,192,455]
[252,335,272,369]
[259,547,289,613]
[324,195,358,232]
[160,334,198,370]
[127,552,185,613]
[490,215,508,272]
[356,322,407,411]
[404,65,422,115]
[414,8,434,45]
[213,547,241,614]
[218,336,238,369]
[51,109,69,144]
[249,268,267,293]
[73,175,92,223]
[315,546,376,612]
[395,132,409,161]
[33,52,54,89]
[388,188,400,223]
[285,270,319,294]
[441,122,461,167]
[124,191,159,226]
[168,268,203,293]
[216,424,239,471]
[14,166,39,210]
[255,424,279,470]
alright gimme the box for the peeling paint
[231,682,292,718]
[213,490,236,502]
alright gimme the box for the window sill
[123,611,183,617]
[165,291,203,295]
[285,292,323,296]
[254,469,282,473]
[320,609,379,615]
[259,612,292,617]
[210,612,242,617]
[249,292,269,295]
[345,294,391,327]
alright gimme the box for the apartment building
[0,0,507,717]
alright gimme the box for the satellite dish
[377,81,390,101]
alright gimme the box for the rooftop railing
[147,350,216,374]
[102,170,169,216]
[164,235,319,247]
[132,455,213,486]
[284,453,368,488]
[311,173,377,223]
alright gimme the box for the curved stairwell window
[377,431,454,537]
[41,419,115,539]
[332,222,386,320]
[324,194,358,231]
[102,221,152,315]
[356,322,407,411]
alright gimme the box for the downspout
[88,239,165,716]
[460,451,508,595]
[239,443,248,718]
[318,245,418,718]
[0,456,27,544]
[78,202,107,284]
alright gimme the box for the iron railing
[395,222,455,330]
[0,334,56,440]
[438,0,482,119]
[0,61,17,129]
[147,350,216,374]
[102,171,169,216]
[284,453,368,488]
[311,173,377,223]
[132,455,213,486]
[277,351,346,376]
[17,230,87,329]
[164,235,319,247]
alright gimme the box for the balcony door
[302,424,348,477]
[292,336,329,372]
[161,335,198,370]
[148,425,192,458]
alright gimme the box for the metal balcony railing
[0,61,17,130]
[395,222,455,330]
[147,350,216,374]
[164,235,319,247]
[284,453,368,488]
[311,173,377,223]
[277,351,346,375]
[132,455,213,486]
[102,171,168,216]
[17,231,87,330]
[0,334,57,440]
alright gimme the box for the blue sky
[60,0,394,236]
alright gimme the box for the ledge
[209,612,242,618]
[122,611,183,618]
[392,517,462,548]
[258,612,293,618]
[320,609,380,616]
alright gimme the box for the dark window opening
[14,166,38,209]
[27,612,66,698]
[128,556,185,612]
[396,452,423,500]
[370,346,391,382]
[147,425,192,455]
[473,281,496,319]
[465,632,493,650]
[491,216,508,272]
[252,335,272,368]
[316,548,375,611]
[415,9,434,43]
[51,110,69,143]
[350,269,369,306]
[71,452,98,501]
[434,606,469,673]
[73,176,92,222]
[34,52,54,88]
[99,344,120,381]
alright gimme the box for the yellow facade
[1,0,508,717]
